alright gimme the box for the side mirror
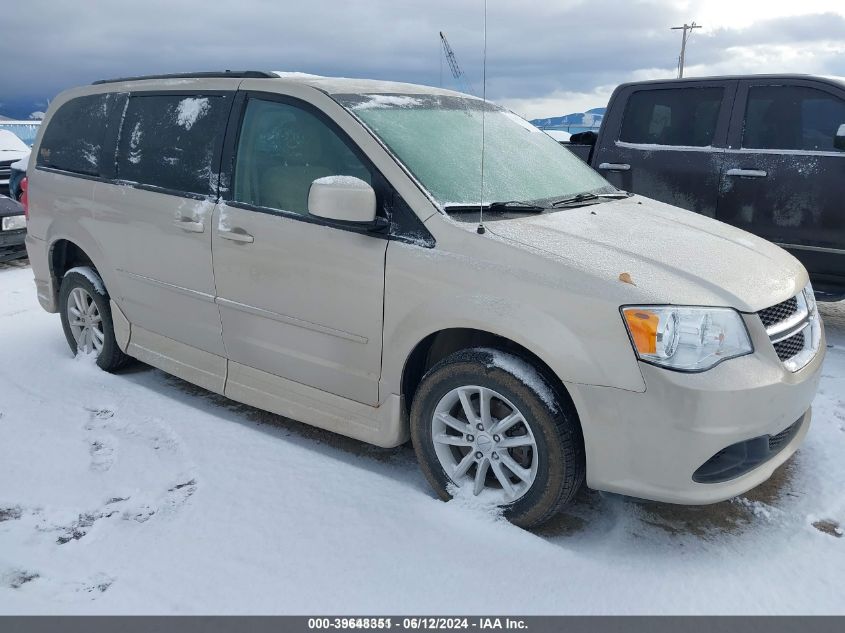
[308,176,376,224]
[835,124,845,151]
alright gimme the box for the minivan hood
[484,196,805,312]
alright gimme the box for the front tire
[59,267,131,372]
[410,348,585,528]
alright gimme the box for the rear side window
[619,87,724,147]
[743,85,845,152]
[37,93,119,176]
[116,94,230,196]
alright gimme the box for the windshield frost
[336,93,612,208]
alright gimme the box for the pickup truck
[573,74,845,301]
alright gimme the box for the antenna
[477,0,488,235]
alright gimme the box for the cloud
[2,0,844,120]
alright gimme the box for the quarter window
[36,93,120,176]
[232,98,372,215]
[620,87,724,147]
[743,85,845,152]
[116,94,229,195]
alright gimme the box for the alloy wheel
[431,385,538,503]
[67,287,104,355]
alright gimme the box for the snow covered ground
[0,260,843,615]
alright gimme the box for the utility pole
[671,22,702,78]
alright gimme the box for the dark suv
[587,75,845,301]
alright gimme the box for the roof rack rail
[92,70,276,85]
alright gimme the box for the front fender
[381,241,646,397]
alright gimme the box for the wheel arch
[50,238,97,281]
[45,227,115,309]
[400,327,581,427]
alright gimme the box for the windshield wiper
[550,191,631,208]
[489,200,545,213]
[445,200,545,214]
[550,193,599,208]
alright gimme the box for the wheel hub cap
[475,434,493,455]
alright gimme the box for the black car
[0,195,27,262]
[582,74,845,301]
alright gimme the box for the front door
[716,79,845,295]
[594,80,734,218]
[212,94,387,405]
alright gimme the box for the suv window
[233,98,372,215]
[743,85,845,152]
[116,94,229,196]
[36,93,119,176]
[620,87,724,146]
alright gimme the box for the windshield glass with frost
[335,93,613,209]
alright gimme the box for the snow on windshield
[337,93,609,208]
[351,95,424,110]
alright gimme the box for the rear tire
[410,348,585,528]
[59,267,131,372]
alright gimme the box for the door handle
[174,218,205,233]
[218,229,254,244]
[598,162,631,171]
[726,168,767,178]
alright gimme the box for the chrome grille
[758,297,799,329]
[757,288,820,372]
[773,331,805,361]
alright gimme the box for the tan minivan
[23,71,824,527]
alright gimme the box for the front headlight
[1,215,26,231]
[621,306,753,372]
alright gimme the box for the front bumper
[0,228,27,262]
[568,313,825,504]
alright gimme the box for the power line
[670,22,702,78]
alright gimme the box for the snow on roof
[273,74,475,99]
[0,129,30,153]
[272,71,325,79]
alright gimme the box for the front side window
[37,93,118,176]
[116,94,229,195]
[232,98,372,215]
[743,85,845,152]
[335,93,610,208]
[619,87,724,147]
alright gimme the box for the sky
[2,0,845,120]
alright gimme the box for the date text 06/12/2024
[307,618,528,630]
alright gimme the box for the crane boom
[439,31,474,95]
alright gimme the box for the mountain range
[529,107,605,131]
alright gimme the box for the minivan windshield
[335,93,614,211]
